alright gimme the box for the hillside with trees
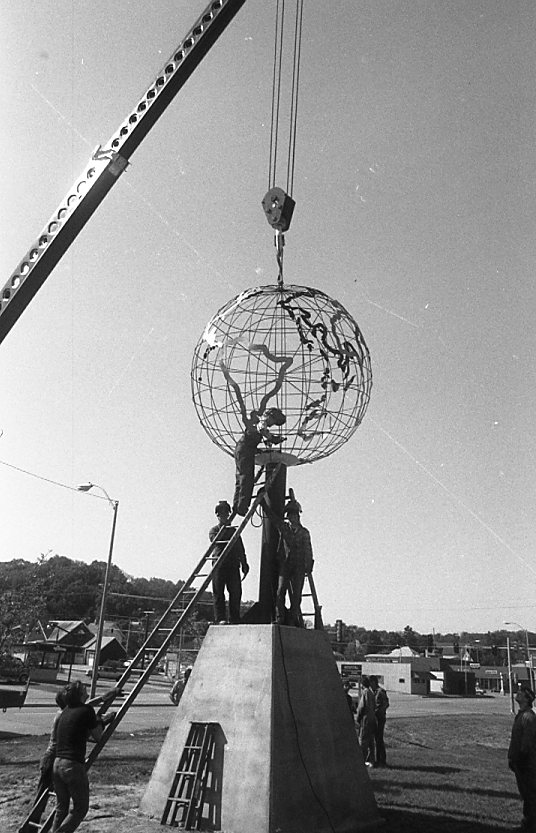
[0,556,526,666]
[0,554,208,653]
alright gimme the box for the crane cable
[266,0,305,287]
[286,0,304,197]
[268,0,285,192]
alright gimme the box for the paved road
[1,677,515,738]
[387,689,513,718]
[1,676,176,737]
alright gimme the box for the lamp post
[504,621,534,692]
[78,482,119,699]
[506,636,515,714]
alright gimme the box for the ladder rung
[162,722,218,827]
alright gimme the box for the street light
[504,621,534,691]
[77,482,119,698]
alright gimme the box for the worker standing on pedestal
[209,501,249,624]
[262,496,314,626]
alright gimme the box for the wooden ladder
[299,571,324,630]
[161,722,217,828]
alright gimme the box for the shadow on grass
[0,758,40,767]
[93,753,160,765]
[380,806,515,832]
[387,764,463,775]
[0,730,32,740]
[372,775,517,801]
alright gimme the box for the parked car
[85,660,124,681]
[0,654,29,684]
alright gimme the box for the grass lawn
[0,713,522,832]
[370,713,520,832]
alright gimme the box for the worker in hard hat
[263,496,314,626]
[209,500,249,623]
[233,407,286,516]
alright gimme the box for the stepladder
[299,571,324,630]
[283,570,324,630]
[162,722,219,829]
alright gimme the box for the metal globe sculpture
[191,284,372,465]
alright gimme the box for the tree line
[0,555,528,666]
[333,621,520,666]
[0,554,210,653]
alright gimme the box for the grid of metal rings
[191,283,372,465]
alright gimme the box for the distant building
[363,646,440,695]
[23,619,128,678]
[46,621,93,663]
[23,620,93,681]
[83,634,127,667]
[86,620,126,647]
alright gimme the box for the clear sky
[1,0,535,635]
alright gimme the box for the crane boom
[0,0,246,345]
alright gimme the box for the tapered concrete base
[140,624,384,832]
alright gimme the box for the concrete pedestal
[140,624,384,832]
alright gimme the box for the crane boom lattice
[0,0,247,346]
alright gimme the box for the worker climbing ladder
[17,467,277,833]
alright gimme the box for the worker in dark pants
[209,500,249,623]
[51,680,115,833]
[262,497,314,626]
[233,407,286,516]
[170,666,192,705]
[357,675,377,768]
[35,689,67,800]
[343,681,357,717]
[275,501,313,626]
[508,685,536,832]
[370,675,390,767]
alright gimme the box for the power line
[366,601,536,613]
[0,458,106,500]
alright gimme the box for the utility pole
[507,636,515,714]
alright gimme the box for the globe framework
[191,283,372,466]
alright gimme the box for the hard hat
[215,500,232,515]
[284,500,302,516]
